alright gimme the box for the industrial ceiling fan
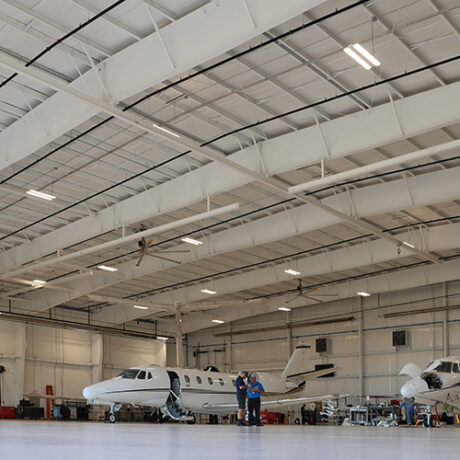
[135,236,190,267]
[285,279,338,304]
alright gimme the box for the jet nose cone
[82,385,96,400]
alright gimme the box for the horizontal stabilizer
[285,367,339,380]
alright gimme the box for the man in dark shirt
[235,370,248,426]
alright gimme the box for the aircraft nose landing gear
[108,403,122,423]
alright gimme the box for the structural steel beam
[1,81,459,273]
[91,221,460,325]
[0,0,326,172]
[10,167,460,313]
[159,258,460,334]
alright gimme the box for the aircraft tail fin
[282,344,311,380]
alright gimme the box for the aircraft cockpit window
[218,378,224,386]
[453,363,460,373]
[196,376,202,384]
[147,372,153,380]
[434,361,452,373]
[208,377,214,385]
[184,375,190,383]
[137,371,146,380]
[118,369,140,379]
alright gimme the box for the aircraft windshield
[118,369,141,379]
[434,361,452,373]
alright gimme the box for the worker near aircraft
[235,370,248,426]
[247,373,265,426]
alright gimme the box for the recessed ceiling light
[357,291,371,297]
[201,289,217,295]
[181,237,203,246]
[402,241,415,249]
[278,307,292,312]
[26,189,56,201]
[97,265,118,272]
[284,269,301,276]
[344,43,381,70]
[152,123,180,138]
[133,305,149,310]
[212,319,225,324]
[156,336,168,341]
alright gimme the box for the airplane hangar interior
[0,0,459,458]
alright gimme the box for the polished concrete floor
[0,421,458,459]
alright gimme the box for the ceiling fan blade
[149,250,191,254]
[304,296,321,303]
[149,254,181,264]
[285,297,298,304]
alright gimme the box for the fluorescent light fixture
[278,307,292,312]
[181,237,203,246]
[152,123,180,138]
[352,43,381,67]
[212,319,225,324]
[156,336,168,341]
[32,279,47,287]
[357,291,371,297]
[26,189,56,201]
[133,305,149,310]
[201,289,217,295]
[403,241,415,249]
[344,44,380,70]
[97,265,118,272]
[284,269,301,276]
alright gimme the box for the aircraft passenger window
[147,372,153,380]
[117,369,140,379]
[434,361,452,373]
[208,377,214,385]
[218,378,224,386]
[137,371,146,379]
[453,363,460,373]
[196,376,202,384]
[184,375,190,383]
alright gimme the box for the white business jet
[83,344,342,423]
[400,356,460,408]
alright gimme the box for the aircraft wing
[416,385,460,408]
[202,394,348,411]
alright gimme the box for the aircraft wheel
[186,415,196,425]
[423,417,430,428]
[108,412,116,423]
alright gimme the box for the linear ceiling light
[97,265,118,272]
[201,289,217,295]
[181,237,203,246]
[357,291,371,297]
[212,319,225,324]
[278,307,292,312]
[133,305,149,310]
[156,336,168,341]
[344,43,381,70]
[284,269,301,276]
[152,123,180,138]
[26,189,56,201]
[402,241,415,249]
[32,279,47,286]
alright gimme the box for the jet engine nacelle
[400,376,429,400]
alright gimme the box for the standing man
[235,370,248,426]
[247,373,265,426]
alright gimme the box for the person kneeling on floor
[247,373,265,426]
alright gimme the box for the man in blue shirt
[247,373,265,426]
[235,370,248,426]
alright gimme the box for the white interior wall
[185,281,460,400]
[0,322,166,406]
